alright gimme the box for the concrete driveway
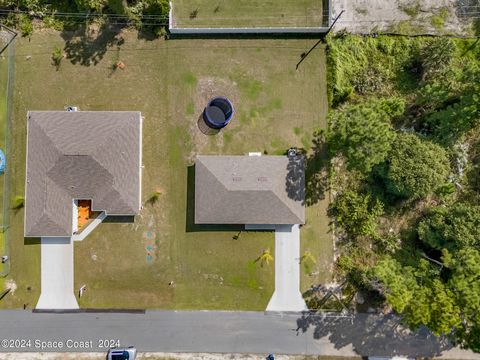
[267,224,307,312]
[36,237,79,310]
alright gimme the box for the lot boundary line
[168,0,332,35]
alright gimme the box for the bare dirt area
[188,76,240,157]
[333,0,477,35]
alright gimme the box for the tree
[378,133,450,199]
[330,190,383,240]
[255,249,273,267]
[420,37,456,82]
[443,248,480,351]
[372,257,417,312]
[373,257,462,337]
[328,97,404,174]
[426,80,480,144]
[417,202,480,251]
[74,0,108,11]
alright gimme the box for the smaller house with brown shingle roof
[24,111,142,238]
[194,155,305,226]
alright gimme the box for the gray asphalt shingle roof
[195,155,305,225]
[25,111,142,237]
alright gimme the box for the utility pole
[296,10,345,70]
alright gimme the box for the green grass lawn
[172,0,327,28]
[1,27,330,310]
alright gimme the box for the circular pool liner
[203,97,235,129]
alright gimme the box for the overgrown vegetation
[0,0,169,36]
[325,34,480,351]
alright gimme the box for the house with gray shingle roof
[194,155,305,225]
[24,111,142,238]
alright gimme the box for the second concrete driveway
[36,237,79,310]
[267,224,307,311]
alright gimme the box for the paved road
[0,310,478,358]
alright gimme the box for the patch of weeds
[186,101,194,115]
[301,134,311,150]
[431,7,449,30]
[189,9,199,19]
[168,126,189,167]
[400,1,421,17]
[236,75,263,100]
[269,98,282,110]
[12,196,24,210]
[239,112,251,125]
[223,131,233,144]
[270,138,288,153]
[18,15,33,38]
[474,19,480,37]
[51,46,63,70]
[355,7,368,15]
[293,127,302,136]
[183,72,198,86]
[43,16,64,31]
[247,278,258,289]
[392,20,414,34]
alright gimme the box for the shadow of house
[60,23,125,66]
[185,165,244,233]
[24,237,41,245]
[296,312,452,357]
[103,215,135,223]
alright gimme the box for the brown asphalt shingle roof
[195,155,305,225]
[25,111,142,237]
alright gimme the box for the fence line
[0,25,15,277]
[168,0,332,35]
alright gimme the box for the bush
[51,46,63,69]
[417,202,480,251]
[12,196,24,210]
[420,37,456,82]
[328,97,404,174]
[330,189,384,240]
[19,15,33,38]
[326,34,420,106]
[378,133,451,200]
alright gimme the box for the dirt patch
[187,76,239,157]
[5,279,17,293]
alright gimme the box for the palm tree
[255,248,274,267]
[146,189,162,206]
[300,250,316,264]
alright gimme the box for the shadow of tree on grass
[60,23,125,66]
[285,131,329,207]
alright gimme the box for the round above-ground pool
[203,97,235,129]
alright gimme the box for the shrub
[12,196,24,210]
[328,97,404,174]
[330,189,384,240]
[51,46,63,69]
[18,15,33,38]
[378,133,451,200]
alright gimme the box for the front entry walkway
[36,237,79,309]
[267,224,307,312]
